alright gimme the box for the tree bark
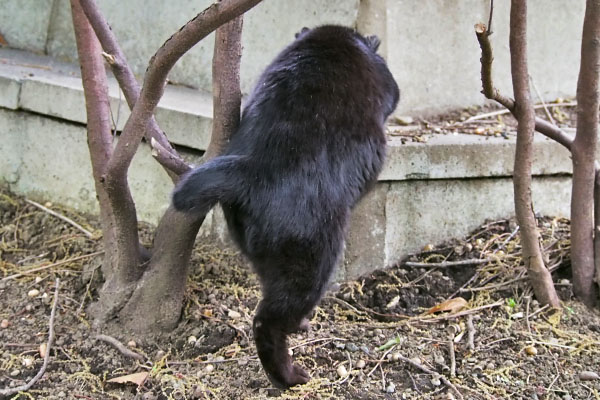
[204,15,244,159]
[509,0,560,307]
[572,0,600,306]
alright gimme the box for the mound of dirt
[1,190,599,399]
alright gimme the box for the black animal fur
[173,25,399,388]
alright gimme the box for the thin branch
[25,199,94,239]
[96,334,145,361]
[150,137,191,177]
[105,0,262,182]
[0,279,60,397]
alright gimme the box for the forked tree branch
[78,0,189,179]
[105,0,262,183]
[475,23,574,150]
[509,0,559,307]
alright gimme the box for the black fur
[173,25,399,388]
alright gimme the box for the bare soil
[1,188,599,400]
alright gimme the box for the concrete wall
[0,46,576,279]
[0,0,585,115]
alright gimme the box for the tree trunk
[572,0,600,307]
[509,0,560,307]
[71,0,145,326]
[116,16,246,332]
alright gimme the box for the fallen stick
[25,199,94,239]
[0,278,60,397]
[404,259,492,268]
[96,334,145,362]
[394,352,463,399]
[2,251,104,281]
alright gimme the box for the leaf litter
[1,189,599,399]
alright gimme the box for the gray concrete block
[0,0,55,53]
[382,133,573,181]
[344,184,389,280]
[0,74,21,110]
[384,176,571,266]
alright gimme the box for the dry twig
[96,334,145,362]
[2,251,104,281]
[0,279,60,397]
[25,199,94,238]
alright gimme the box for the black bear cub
[172,25,399,388]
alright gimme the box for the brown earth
[1,184,599,400]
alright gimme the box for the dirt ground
[1,184,599,400]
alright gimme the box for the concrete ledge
[0,48,213,151]
[0,49,575,183]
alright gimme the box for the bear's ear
[366,35,381,52]
[295,27,310,39]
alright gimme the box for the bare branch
[105,0,262,182]
[571,0,600,306]
[475,23,574,151]
[204,15,244,160]
[150,137,191,177]
[0,279,60,396]
[78,0,188,180]
[509,0,559,307]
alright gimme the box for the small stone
[559,279,570,285]
[423,244,435,252]
[503,360,515,367]
[25,304,33,312]
[373,328,383,336]
[39,343,47,358]
[356,359,366,369]
[204,364,215,373]
[391,352,401,362]
[127,340,137,348]
[465,243,473,252]
[155,350,166,360]
[334,342,346,350]
[187,336,197,345]
[22,357,34,368]
[562,395,572,400]
[34,276,43,284]
[27,289,39,297]
[430,376,441,386]
[486,362,495,370]
[579,371,600,381]
[394,116,414,125]
[336,365,348,378]
[215,356,225,362]
[346,343,358,352]
[510,312,524,319]
[228,310,241,319]
[360,345,370,355]
[0,319,9,329]
[10,369,20,377]
[524,346,537,356]
[385,382,396,393]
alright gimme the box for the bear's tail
[172,155,244,215]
